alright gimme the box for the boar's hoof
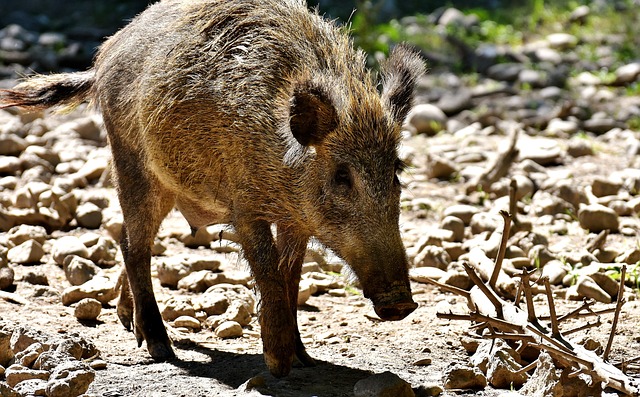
[374,301,418,321]
[147,341,176,361]
[295,348,317,368]
[265,352,293,378]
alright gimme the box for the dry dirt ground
[2,109,640,397]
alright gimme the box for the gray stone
[7,240,45,264]
[161,297,196,322]
[437,88,472,116]
[191,292,229,316]
[63,256,100,286]
[5,364,50,388]
[172,316,201,331]
[407,104,446,136]
[518,352,562,397]
[87,237,118,265]
[546,33,578,49]
[414,245,451,270]
[12,378,47,396]
[591,177,622,198]
[75,202,103,229]
[427,154,458,179]
[443,364,487,390]
[566,138,593,157]
[0,155,21,174]
[576,275,612,303]
[177,270,225,293]
[0,134,27,156]
[74,298,102,321]
[51,236,89,265]
[223,301,252,326]
[353,371,414,397]
[46,359,95,397]
[61,276,117,306]
[613,62,640,85]
[0,265,15,290]
[441,216,465,242]
[578,204,619,232]
[486,63,525,82]
[443,204,479,225]
[215,321,243,339]
[6,225,48,246]
[541,260,570,285]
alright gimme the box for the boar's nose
[374,301,418,321]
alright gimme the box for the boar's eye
[333,164,352,190]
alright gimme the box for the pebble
[45,359,95,397]
[443,364,487,389]
[613,62,640,85]
[51,236,89,265]
[576,275,612,303]
[223,301,252,326]
[5,364,50,388]
[75,202,103,229]
[172,316,201,331]
[440,216,465,242]
[546,33,578,49]
[353,371,414,397]
[5,224,47,246]
[541,260,570,285]
[566,138,593,157]
[61,276,117,306]
[191,292,229,316]
[591,177,622,198]
[74,298,102,321]
[63,256,100,286]
[0,266,15,290]
[442,204,479,225]
[7,240,44,264]
[577,204,619,232]
[297,278,317,306]
[427,154,458,179]
[215,321,243,339]
[407,104,446,136]
[161,297,196,322]
[413,245,451,270]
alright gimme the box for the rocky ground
[2,3,640,397]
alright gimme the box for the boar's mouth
[369,288,417,321]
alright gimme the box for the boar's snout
[371,289,417,321]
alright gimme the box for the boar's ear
[289,80,338,147]
[380,44,425,123]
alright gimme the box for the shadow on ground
[91,342,370,397]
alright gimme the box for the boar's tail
[0,70,95,111]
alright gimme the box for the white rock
[74,298,102,321]
[63,256,100,286]
[173,316,201,331]
[407,104,446,136]
[215,321,243,339]
[51,236,90,265]
[7,240,44,264]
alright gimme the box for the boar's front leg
[235,217,302,377]
[276,223,316,368]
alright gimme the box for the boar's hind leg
[109,133,176,361]
[276,224,316,368]
[235,217,301,377]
